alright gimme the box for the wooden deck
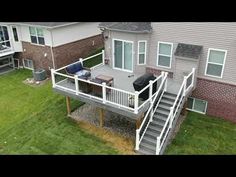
[53,64,181,120]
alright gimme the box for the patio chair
[65,59,92,93]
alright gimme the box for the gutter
[99,26,152,34]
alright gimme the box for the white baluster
[134,91,139,114]
[102,82,106,103]
[156,137,161,155]
[75,75,79,95]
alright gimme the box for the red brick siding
[53,34,103,69]
[146,66,173,78]
[192,78,236,123]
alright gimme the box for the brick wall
[20,42,53,74]
[53,34,103,69]
[146,66,173,78]
[192,77,236,123]
[17,34,103,75]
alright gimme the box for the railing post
[75,75,79,95]
[191,68,196,88]
[102,49,105,65]
[183,76,187,96]
[102,82,106,103]
[149,80,153,102]
[169,107,174,129]
[156,137,161,155]
[51,69,56,88]
[79,58,83,66]
[164,72,168,92]
[134,91,139,114]
[135,129,140,150]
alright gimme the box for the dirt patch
[76,121,136,154]
[23,77,50,87]
[69,104,137,154]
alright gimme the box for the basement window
[187,97,207,114]
[23,59,34,70]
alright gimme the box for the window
[138,41,147,65]
[29,27,45,45]
[157,42,173,68]
[23,59,34,70]
[0,25,10,48]
[205,48,227,78]
[12,27,19,42]
[187,97,207,114]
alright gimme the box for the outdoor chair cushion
[66,62,83,74]
[76,70,91,78]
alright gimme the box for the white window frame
[157,41,173,69]
[29,27,45,46]
[137,40,147,65]
[112,38,134,73]
[205,48,227,79]
[12,26,19,42]
[186,97,208,114]
[23,59,34,70]
[0,25,11,48]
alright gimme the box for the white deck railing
[155,68,196,155]
[51,50,165,114]
[135,71,168,151]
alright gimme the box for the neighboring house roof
[1,22,79,29]
[99,22,152,33]
[174,43,203,59]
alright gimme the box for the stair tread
[137,148,155,155]
[140,141,156,151]
[152,119,165,126]
[146,129,161,137]
[148,125,162,133]
[164,92,177,97]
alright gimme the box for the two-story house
[0,22,103,74]
[50,22,236,155]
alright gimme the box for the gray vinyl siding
[148,22,236,84]
[104,30,150,74]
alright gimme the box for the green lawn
[165,112,236,154]
[0,71,119,154]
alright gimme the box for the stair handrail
[135,71,168,151]
[156,68,196,155]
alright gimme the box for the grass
[0,69,123,154]
[0,47,133,155]
[165,112,236,154]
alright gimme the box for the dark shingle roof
[99,22,152,33]
[16,22,79,28]
[174,43,203,59]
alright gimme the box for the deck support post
[66,96,71,116]
[136,113,144,129]
[99,108,105,127]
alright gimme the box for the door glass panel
[114,40,122,69]
[124,42,132,71]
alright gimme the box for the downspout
[49,29,56,69]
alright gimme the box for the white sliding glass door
[113,39,133,72]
